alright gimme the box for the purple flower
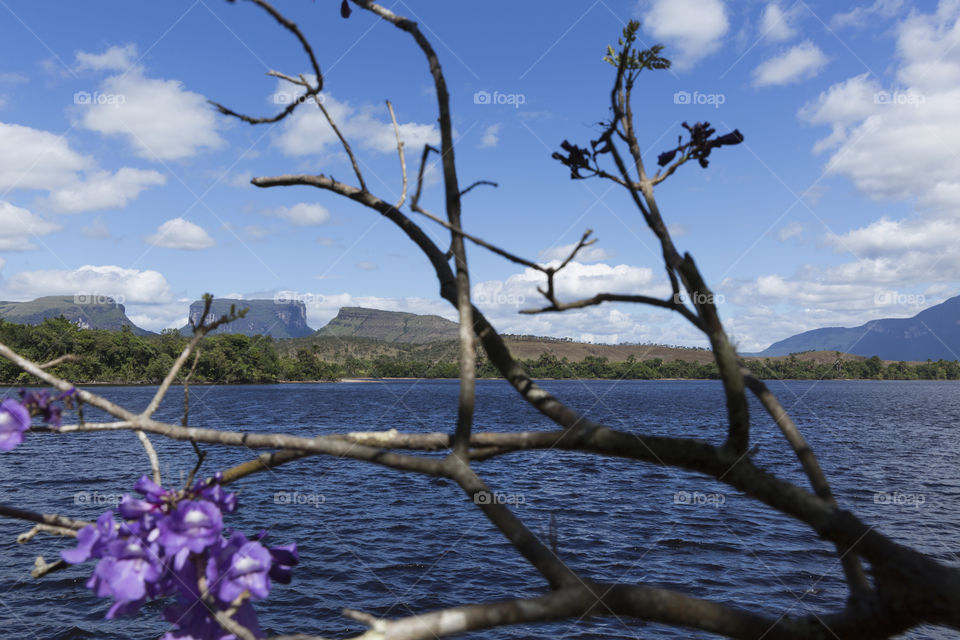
[61,511,118,564]
[0,398,30,451]
[207,531,272,603]
[88,537,161,617]
[193,474,237,514]
[267,543,299,585]
[19,388,73,428]
[68,476,292,639]
[118,495,158,521]
[162,598,263,640]
[158,500,223,568]
[135,475,172,504]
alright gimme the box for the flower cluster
[657,121,744,169]
[62,473,298,640]
[0,388,75,451]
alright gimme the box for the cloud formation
[146,218,215,250]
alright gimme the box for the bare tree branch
[387,100,407,208]
[459,180,497,197]
[211,0,323,124]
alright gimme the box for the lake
[1,379,958,639]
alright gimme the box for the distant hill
[180,299,313,339]
[0,296,152,335]
[760,296,960,360]
[316,307,460,343]
[501,335,717,364]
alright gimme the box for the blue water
[1,379,959,639]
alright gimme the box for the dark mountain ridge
[179,299,313,339]
[0,296,152,335]
[760,295,960,360]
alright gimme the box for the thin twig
[459,180,498,197]
[210,0,323,125]
[387,100,407,208]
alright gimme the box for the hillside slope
[760,296,960,360]
[0,296,151,335]
[315,307,459,343]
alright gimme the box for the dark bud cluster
[20,387,76,428]
[552,140,595,179]
[658,122,744,169]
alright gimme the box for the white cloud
[0,122,91,190]
[265,203,331,226]
[74,44,137,72]
[125,298,193,332]
[225,171,253,188]
[760,4,798,42]
[146,218,215,250]
[82,215,111,239]
[778,221,803,241]
[0,122,165,212]
[798,73,881,152]
[753,41,828,86]
[5,265,173,303]
[668,223,689,237]
[480,124,501,148]
[537,242,614,263]
[45,167,165,213]
[831,0,904,29]
[473,262,660,318]
[699,5,960,354]
[800,5,960,208]
[825,216,960,258]
[640,0,729,70]
[355,261,378,271]
[241,224,270,241]
[722,213,960,351]
[895,3,960,93]
[0,201,60,250]
[274,90,439,157]
[76,45,224,160]
[0,72,28,84]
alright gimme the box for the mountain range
[1,295,959,361]
[758,295,960,360]
[315,306,459,343]
[178,298,313,340]
[0,296,152,336]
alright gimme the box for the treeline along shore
[2,317,959,385]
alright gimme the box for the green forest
[1,317,959,384]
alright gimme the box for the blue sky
[0,0,955,351]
